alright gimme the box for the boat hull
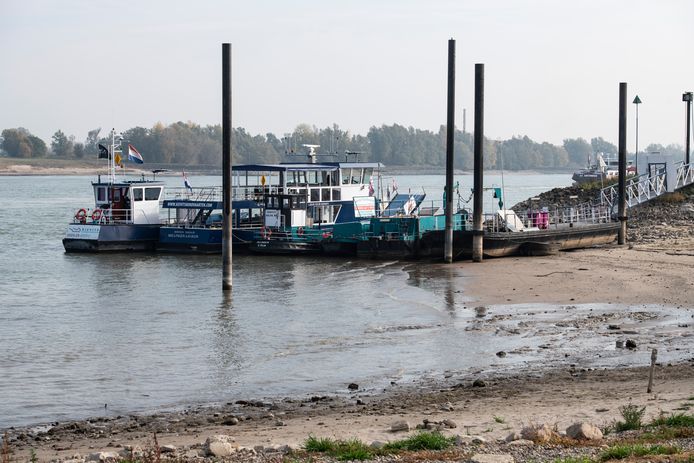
[420,222,620,260]
[156,227,256,253]
[63,224,160,252]
[248,239,322,255]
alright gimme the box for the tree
[563,138,592,166]
[591,137,617,155]
[51,130,74,157]
[1,128,46,158]
[73,142,85,159]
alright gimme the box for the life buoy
[91,209,103,222]
[261,227,272,239]
[297,227,304,236]
[75,208,87,223]
[322,231,332,239]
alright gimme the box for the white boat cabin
[90,180,164,224]
[232,161,382,227]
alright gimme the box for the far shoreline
[0,158,576,177]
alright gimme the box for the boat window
[341,168,350,185]
[332,205,341,221]
[265,196,280,208]
[111,188,121,201]
[320,189,329,201]
[310,189,320,202]
[351,169,363,184]
[250,208,262,226]
[319,171,330,186]
[286,171,297,186]
[307,171,318,185]
[145,187,161,201]
[133,188,143,201]
[97,187,106,202]
[332,189,341,201]
[363,168,373,185]
[329,170,338,186]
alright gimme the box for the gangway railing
[600,161,693,209]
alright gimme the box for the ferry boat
[63,131,165,252]
[156,146,385,254]
[572,153,635,185]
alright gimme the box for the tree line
[0,123,685,170]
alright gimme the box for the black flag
[98,144,110,159]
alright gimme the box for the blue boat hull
[156,227,256,253]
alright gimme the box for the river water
[1,173,689,429]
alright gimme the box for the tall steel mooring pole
[618,82,627,245]
[682,92,694,164]
[222,43,233,291]
[472,63,485,262]
[444,39,456,263]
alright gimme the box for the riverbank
[2,169,692,462]
[3,233,693,462]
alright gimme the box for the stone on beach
[471,453,515,463]
[390,420,411,432]
[86,451,119,462]
[520,423,556,443]
[566,422,603,440]
[205,434,238,457]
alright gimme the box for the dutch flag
[128,144,144,164]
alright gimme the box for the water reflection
[211,292,241,388]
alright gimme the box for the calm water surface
[4,173,685,429]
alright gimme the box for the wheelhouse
[91,179,164,225]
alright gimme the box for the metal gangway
[600,161,693,209]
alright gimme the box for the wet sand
[4,237,693,461]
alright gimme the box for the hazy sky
[1,0,692,150]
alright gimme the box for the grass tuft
[493,415,505,424]
[613,403,646,432]
[304,435,336,453]
[650,412,694,428]
[600,443,679,461]
[334,439,372,461]
[383,431,455,452]
[303,436,372,461]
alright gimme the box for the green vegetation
[304,435,337,453]
[303,436,372,461]
[599,443,679,461]
[614,403,646,432]
[650,412,694,428]
[303,431,455,460]
[493,415,505,423]
[3,122,683,170]
[382,431,455,451]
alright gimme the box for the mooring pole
[618,82,627,245]
[647,348,658,393]
[444,39,456,264]
[472,64,485,262]
[684,92,692,165]
[222,43,233,291]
